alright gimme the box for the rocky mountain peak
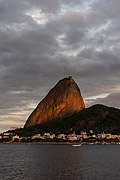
[24,77,85,127]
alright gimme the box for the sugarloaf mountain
[25,76,85,127]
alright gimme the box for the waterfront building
[43,133,51,139]
[67,133,78,141]
[80,131,88,139]
[97,132,106,139]
[106,134,112,139]
[3,132,12,139]
[76,134,82,140]
[12,135,20,141]
[49,134,55,139]
[19,137,29,140]
[111,135,119,139]
[92,134,96,138]
[31,134,42,139]
[57,134,66,140]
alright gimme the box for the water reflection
[0,144,120,180]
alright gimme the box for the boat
[70,139,82,147]
[71,141,82,147]
[71,144,82,147]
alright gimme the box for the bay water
[0,144,120,180]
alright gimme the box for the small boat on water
[70,141,82,147]
[71,144,82,147]
[70,139,82,147]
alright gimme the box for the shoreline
[0,142,120,145]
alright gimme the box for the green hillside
[14,104,120,137]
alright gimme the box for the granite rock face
[24,76,85,127]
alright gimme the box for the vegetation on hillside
[12,104,120,137]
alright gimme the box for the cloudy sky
[0,0,120,132]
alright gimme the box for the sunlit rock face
[24,76,85,127]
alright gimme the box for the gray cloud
[86,92,120,109]
[0,0,120,132]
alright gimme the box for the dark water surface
[0,144,120,180]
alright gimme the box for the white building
[12,135,19,141]
[106,134,112,139]
[49,134,55,139]
[57,134,66,140]
[31,134,42,139]
[92,134,97,138]
[76,135,82,140]
[19,137,29,140]
[43,133,51,139]
[67,133,78,141]
[31,133,55,140]
[80,131,88,139]
[111,135,120,139]
[3,132,12,139]
[97,132,106,139]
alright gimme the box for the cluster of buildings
[0,132,26,142]
[26,130,120,142]
[1,130,120,143]
[31,131,120,141]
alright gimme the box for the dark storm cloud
[0,0,120,131]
